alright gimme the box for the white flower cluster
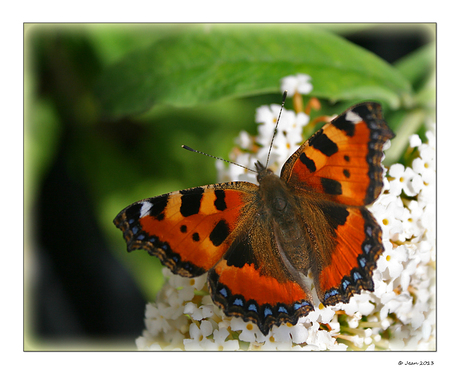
[364,131,436,350]
[135,75,435,350]
[135,268,241,351]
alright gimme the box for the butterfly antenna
[182,145,257,173]
[265,90,288,168]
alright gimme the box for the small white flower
[161,330,187,351]
[290,324,310,345]
[230,318,262,343]
[144,303,173,335]
[136,335,159,350]
[388,164,418,197]
[383,139,392,152]
[341,293,375,316]
[370,201,403,241]
[348,314,361,329]
[184,302,214,321]
[413,135,435,194]
[280,74,313,96]
[316,304,336,323]
[316,329,338,350]
[235,130,253,150]
[183,320,213,350]
[212,326,240,351]
[351,335,364,349]
[377,244,408,280]
[409,134,422,148]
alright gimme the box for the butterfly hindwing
[113,182,258,277]
[281,102,395,206]
[208,217,314,335]
[299,200,383,305]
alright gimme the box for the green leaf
[395,42,435,86]
[96,25,412,119]
[398,43,436,111]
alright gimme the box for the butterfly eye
[273,196,287,211]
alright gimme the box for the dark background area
[24,24,434,349]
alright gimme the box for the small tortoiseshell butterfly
[114,101,394,335]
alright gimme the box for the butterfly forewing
[281,102,394,206]
[114,182,257,277]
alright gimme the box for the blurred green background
[24,23,435,350]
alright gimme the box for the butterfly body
[114,102,394,335]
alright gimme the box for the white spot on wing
[345,110,362,124]
[140,201,153,218]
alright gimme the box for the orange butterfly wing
[314,205,383,305]
[280,102,394,305]
[114,182,257,276]
[281,102,393,206]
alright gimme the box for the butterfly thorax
[256,162,290,216]
[255,160,311,274]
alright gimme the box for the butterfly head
[255,160,274,183]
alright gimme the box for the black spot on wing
[209,219,230,247]
[308,129,338,156]
[145,196,168,221]
[319,204,349,230]
[214,190,227,211]
[331,113,356,136]
[299,153,316,172]
[223,235,258,268]
[180,187,204,217]
[321,178,342,195]
[352,103,380,129]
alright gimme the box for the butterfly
[114,101,394,335]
